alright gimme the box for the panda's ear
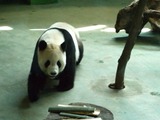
[39,40,47,51]
[60,42,67,52]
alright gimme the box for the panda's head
[37,40,66,79]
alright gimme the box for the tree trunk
[109,0,148,89]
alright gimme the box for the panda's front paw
[28,94,39,102]
[57,84,74,91]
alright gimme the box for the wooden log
[115,0,160,34]
[144,10,160,18]
[45,103,113,120]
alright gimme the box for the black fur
[39,40,47,51]
[77,39,84,65]
[27,28,83,102]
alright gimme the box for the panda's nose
[50,72,57,76]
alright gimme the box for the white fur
[38,43,66,78]
[40,29,65,46]
[50,22,80,62]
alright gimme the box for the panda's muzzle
[51,72,57,76]
[48,72,57,79]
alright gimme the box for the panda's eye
[45,60,50,68]
[57,61,61,68]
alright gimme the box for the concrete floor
[0,0,160,120]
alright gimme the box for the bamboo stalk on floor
[48,106,95,113]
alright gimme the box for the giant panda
[27,22,84,102]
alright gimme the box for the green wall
[31,0,58,4]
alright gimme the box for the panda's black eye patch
[57,61,61,68]
[45,60,50,68]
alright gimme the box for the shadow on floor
[113,31,160,46]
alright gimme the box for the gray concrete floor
[0,0,160,120]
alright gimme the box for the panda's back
[40,29,65,45]
[50,22,80,39]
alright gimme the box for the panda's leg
[28,73,40,102]
[76,39,84,65]
[57,62,76,91]
[28,73,46,102]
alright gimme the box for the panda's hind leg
[76,39,84,65]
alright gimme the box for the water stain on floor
[91,77,143,98]
[150,92,160,97]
